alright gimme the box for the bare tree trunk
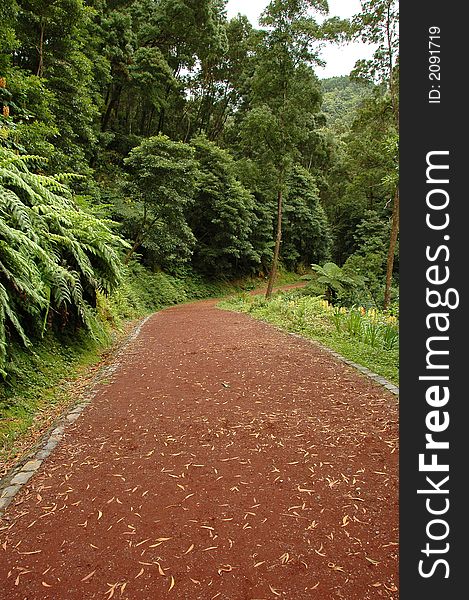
[383,2,399,312]
[384,188,399,310]
[102,85,122,131]
[265,187,283,299]
[124,238,143,266]
[37,22,45,77]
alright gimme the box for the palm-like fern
[0,148,126,376]
[310,262,364,303]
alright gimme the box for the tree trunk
[37,22,45,77]
[265,187,283,299]
[124,238,143,266]
[102,85,122,131]
[157,107,165,135]
[384,187,399,310]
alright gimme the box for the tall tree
[351,0,399,309]
[188,135,259,277]
[122,135,198,270]
[242,0,329,298]
[12,0,102,171]
[282,165,332,271]
[181,14,256,142]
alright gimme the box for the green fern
[0,147,127,376]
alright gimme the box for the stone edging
[0,315,152,516]
[284,329,399,396]
[217,306,399,397]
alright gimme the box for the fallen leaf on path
[105,583,119,599]
[269,584,281,596]
[384,583,398,592]
[217,564,233,575]
[328,563,345,572]
[153,562,166,576]
[314,544,325,557]
[81,570,96,582]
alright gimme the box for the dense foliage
[0,0,399,377]
[0,148,125,374]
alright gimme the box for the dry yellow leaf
[217,564,233,575]
[81,570,96,582]
[269,584,281,596]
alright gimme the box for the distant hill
[321,76,374,131]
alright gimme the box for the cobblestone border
[218,306,399,398]
[284,329,399,396]
[0,315,152,516]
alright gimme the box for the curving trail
[0,299,398,599]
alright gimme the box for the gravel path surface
[0,299,398,599]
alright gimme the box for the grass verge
[0,330,112,474]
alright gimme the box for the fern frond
[0,147,124,376]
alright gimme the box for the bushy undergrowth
[219,291,399,385]
[0,330,102,468]
[95,263,300,329]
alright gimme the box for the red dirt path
[0,299,398,599]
